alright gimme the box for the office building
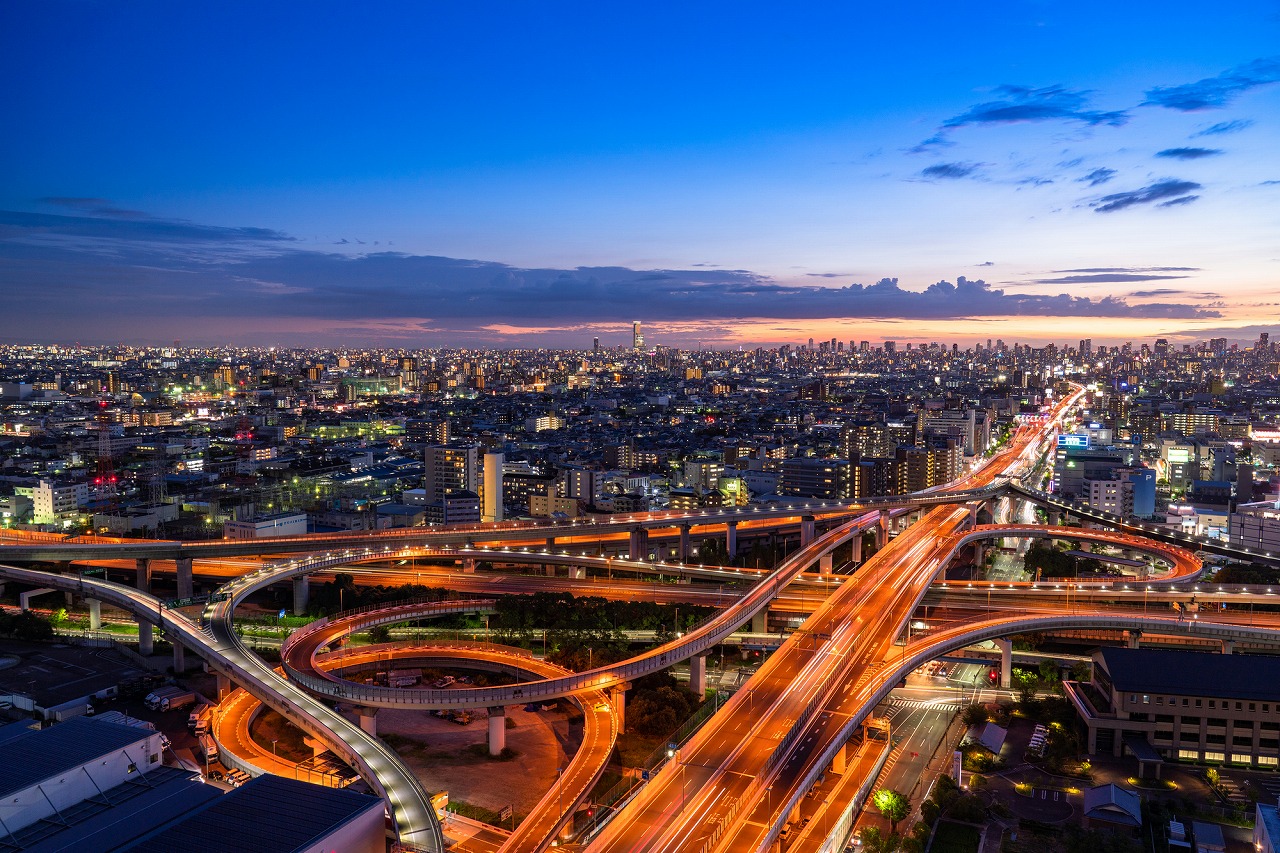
[423,443,479,503]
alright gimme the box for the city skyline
[2,2,1278,348]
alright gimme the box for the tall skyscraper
[632,321,644,351]
[424,443,479,502]
[482,452,504,522]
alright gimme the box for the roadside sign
[163,594,210,608]
[81,566,106,577]
[278,609,287,619]
[498,804,513,821]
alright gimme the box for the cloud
[0,209,294,244]
[39,196,148,220]
[1193,119,1253,136]
[1091,179,1202,213]
[1128,288,1188,297]
[976,261,995,267]
[1077,168,1117,186]
[1033,273,1192,285]
[907,134,954,154]
[920,162,982,180]
[1143,56,1280,111]
[1052,266,1199,273]
[1158,194,1199,208]
[941,85,1129,129]
[1156,147,1223,160]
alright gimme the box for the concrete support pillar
[1127,630,1142,649]
[570,565,585,580]
[1222,640,1235,654]
[609,685,627,733]
[216,673,232,701]
[851,534,863,565]
[629,527,647,561]
[461,558,476,573]
[292,576,310,616]
[968,504,979,529]
[175,557,194,598]
[18,588,53,610]
[689,654,707,697]
[831,742,847,774]
[678,524,691,562]
[789,801,802,824]
[88,598,102,630]
[725,520,738,559]
[63,590,74,607]
[800,515,816,548]
[875,511,890,549]
[545,537,556,550]
[995,637,1013,689]
[1048,510,1061,526]
[974,541,985,567]
[357,707,378,736]
[172,641,186,673]
[135,558,151,592]
[543,563,556,576]
[137,620,153,656]
[751,610,768,634]
[819,553,833,576]
[488,707,506,755]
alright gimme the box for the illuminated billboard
[1057,434,1090,450]
[1166,448,1192,463]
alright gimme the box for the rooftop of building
[120,773,382,853]
[0,716,153,799]
[1098,647,1280,702]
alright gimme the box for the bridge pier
[751,610,768,634]
[173,641,186,673]
[137,620,153,656]
[545,564,556,577]
[819,553,833,576]
[725,520,738,559]
[851,535,862,565]
[488,707,506,755]
[678,523,691,562]
[1222,640,1235,655]
[461,558,476,573]
[357,707,378,736]
[968,504,979,529]
[135,558,151,592]
[629,527,648,562]
[216,673,232,701]
[1127,630,1142,649]
[292,576,310,616]
[831,742,847,774]
[609,684,628,733]
[875,511,890,548]
[973,541,985,568]
[1047,510,1061,526]
[545,537,556,550]
[800,515,816,548]
[88,598,101,630]
[18,588,55,610]
[175,557,194,599]
[689,654,707,697]
[995,638,1012,689]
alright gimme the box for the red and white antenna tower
[92,399,119,507]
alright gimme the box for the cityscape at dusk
[4,5,1280,853]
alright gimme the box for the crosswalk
[887,698,963,712]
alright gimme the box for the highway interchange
[6,384,1280,852]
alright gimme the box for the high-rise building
[633,321,644,351]
[423,444,479,503]
[482,452,503,523]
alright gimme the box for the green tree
[873,788,910,833]
[961,703,988,727]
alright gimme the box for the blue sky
[1,1,1277,347]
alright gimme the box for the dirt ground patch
[370,703,584,820]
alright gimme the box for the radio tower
[92,399,119,510]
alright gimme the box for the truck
[197,732,219,762]
[188,703,212,728]
[144,687,196,712]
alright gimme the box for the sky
[1,1,1278,350]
